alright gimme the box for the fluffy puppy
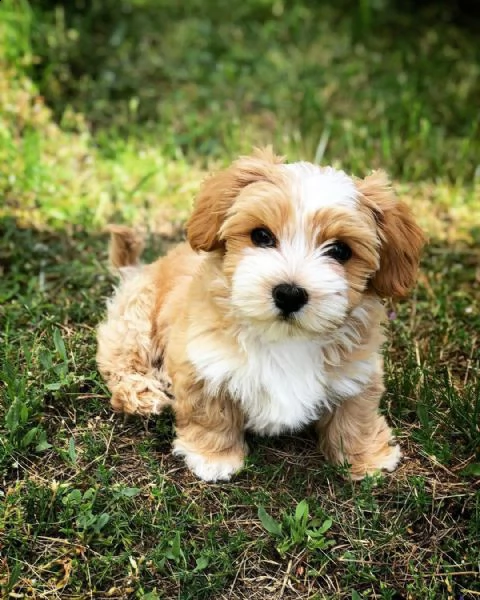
[97,148,424,482]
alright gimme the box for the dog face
[187,149,424,339]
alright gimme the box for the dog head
[187,148,424,338]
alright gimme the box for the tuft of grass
[0,0,479,598]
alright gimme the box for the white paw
[349,443,402,480]
[378,443,402,472]
[172,442,244,482]
[360,443,402,479]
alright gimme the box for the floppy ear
[187,147,285,252]
[357,171,425,299]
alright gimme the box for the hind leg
[108,368,173,416]
[97,312,173,417]
[96,266,173,416]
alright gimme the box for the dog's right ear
[187,147,285,252]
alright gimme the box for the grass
[0,0,479,598]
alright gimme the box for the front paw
[349,441,402,480]
[172,441,245,482]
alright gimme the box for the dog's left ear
[187,147,284,252]
[357,171,425,299]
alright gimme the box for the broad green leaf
[317,518,333,534]
[19,404,29,423]
[257,506,282,537]
[53,328,67,362]
[295,499,309,523]
[36,437,52,452]
[38,348,53,370]
[21,427,38,447]
[5,402,19,432]
[68,436,77,463]
[120,487,141,497]
[193,556,209,572]
[45,382,63,391]
[95,513,110,532]
[64,489,82,504]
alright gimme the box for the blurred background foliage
[0,0,479,231]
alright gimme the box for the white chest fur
[187,329,377,436]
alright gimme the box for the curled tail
[106,224,144,272]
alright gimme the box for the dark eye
[250,227,276,248]
[325,241,352,263]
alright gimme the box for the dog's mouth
[276,307,347,337]
[232,294,348,338]
[275,311,318,336]
[278,312,300,324]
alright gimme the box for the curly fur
[97,148,424,482]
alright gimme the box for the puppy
[97,148,424,482]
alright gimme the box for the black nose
[272,283,309,315]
